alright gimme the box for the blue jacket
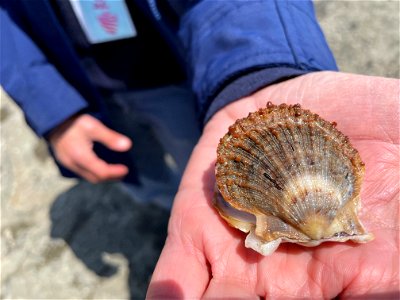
[1,0,337,137]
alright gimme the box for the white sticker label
[69,0,137,44]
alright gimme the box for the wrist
[47,113,83,143]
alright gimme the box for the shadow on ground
[49,181,170,299]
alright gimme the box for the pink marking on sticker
[94,0,108,10]
[98,12,118,34]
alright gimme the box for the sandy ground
[1,1,399,299]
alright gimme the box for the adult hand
[147,72,399,299]
[49,114,132,183]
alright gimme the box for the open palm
[148,72,399,299]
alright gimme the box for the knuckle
[77,115,97,131]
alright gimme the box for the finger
[74,150,129,182]
[78,161,128,182]
[79,164,129,183]
[147,237,210,299]
[85,118,132,152]
[68,163,101,183]
[256,72,399,143]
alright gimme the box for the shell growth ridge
[214,102,373,255]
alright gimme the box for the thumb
[147,237,210,299]
[84,117,132,152]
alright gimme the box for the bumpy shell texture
[214,102,373,255]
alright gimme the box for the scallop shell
[214,102,373,255]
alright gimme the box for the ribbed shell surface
[215,103,368,244]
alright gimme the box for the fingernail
[118,138,131,149]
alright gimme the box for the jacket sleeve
[178,0,338,123]
[0,6,88,137]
